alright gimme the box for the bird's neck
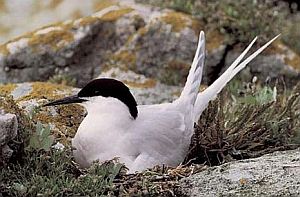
[84,97,135,126]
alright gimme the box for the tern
[44,31,279,173]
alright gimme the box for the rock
[0,83,84,145]
[0,67,182,144]
[0,113,18,163]
[0,0,122,44]
[98,67,182,104]
[0,0,299,88]
[224,40,300,86]
[180,148,300,197]
[0,0,225,87]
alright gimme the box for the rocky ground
[0,0,300,196]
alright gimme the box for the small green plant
[28,121,54,151]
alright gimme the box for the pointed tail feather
[177,31,205,107]
[193,34,280,122]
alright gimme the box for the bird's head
[43,78,138,119]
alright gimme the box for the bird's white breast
[72,98,194,172]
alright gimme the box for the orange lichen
[0,21,76,54]
[285,54,300,71]
[0,45,9,55]
[191,19,203,35]
[78,16,99,26]
[206,30,225,52]
[29,30,74,51]
[0,84,17,96]
[161,11,190,32]
[265,40,286,55]
[17,82,72,101]
[168,60,190,70]
[101,8,133,22]
[264,41,300,71]
[114,51,136,65]
[36,104,84,144]
[93,0,117,12]
[239,178,248,185]
[161,11,203,34]
[137,26,148,36]
[124,79,157,88]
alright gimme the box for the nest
[184,82,300,166]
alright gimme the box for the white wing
[126,103,189,172]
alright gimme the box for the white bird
[44,31,279,173]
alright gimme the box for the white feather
[70,32,279,173]
[193,34,280,122]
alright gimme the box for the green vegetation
[137,0,300,53]
[1,80,300,196]
[186,80,300,165]
[1,1,299,195]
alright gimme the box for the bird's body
[44,31,279,173]
[73,101,191,172]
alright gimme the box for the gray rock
[0,1,224,87]
[224,42,300,86]
[180,149,300,197]
[0,113,18,163]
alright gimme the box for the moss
[0,84,17,96]
[264,41,300,71]
[124,79,157,88]
[137,26,148,37]
[0,44,9,55]
[93,0,117,12]
[114,51,136,65]
[0,21,75,54]
[161,11,190,32]
[101,8,134,22]
[161,10,203,33]
[141,0,288,47]
[77,16,99,26]
[191,19,202,35]
[35,104,84,145]
[206,30,225,52]
[264,40,286,55]
[0,82,84,144]
[29,30,74,51]
[17,82,72,101]
[164,60,190,85]
[285,54,300,71]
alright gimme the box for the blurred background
[0,0,299,89]
[0,0,299,53]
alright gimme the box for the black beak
[42,95,87,107]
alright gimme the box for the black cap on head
[43,78,138,119]
[78,78,138,119]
